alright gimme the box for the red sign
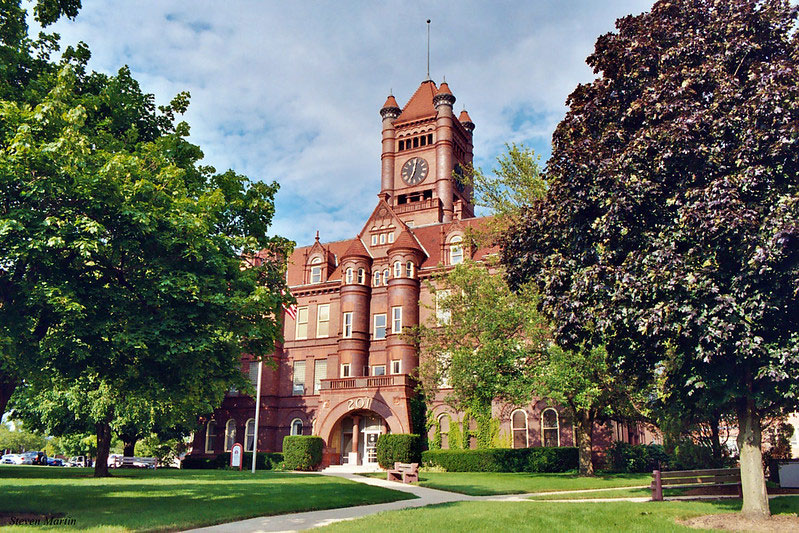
[230,443,243,470]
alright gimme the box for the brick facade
[189,79,654,467]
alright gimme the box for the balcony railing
[394,198,440,215]
[320,374,411,391]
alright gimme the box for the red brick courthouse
[189,80,652,466]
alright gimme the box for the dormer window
[310,257,322,284]
[371,234,378,246]
[450,236,464,265]
[345,267,353,284]
[388,233,395,243]
[379,234,386,245]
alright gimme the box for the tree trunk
[94,421,113,478]
[122,438,137,457]
[577,410,594,476]
[0,373,17,417]
[709,411,722,466]
[736,398,770,518]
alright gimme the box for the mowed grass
[0,465,415,532]
[363,471,652,496]
[316,496,799,533]
[528,486,684,500]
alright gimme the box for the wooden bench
[387,462,418,483]
[651,468,741,501]
[119,456,157,469]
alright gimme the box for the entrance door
[364,432,379,464]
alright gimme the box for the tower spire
[426,19,431,80]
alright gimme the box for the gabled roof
[395,80,438,125]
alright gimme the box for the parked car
[20,451,47,465]
[47,458,64,467]
[107,454,123,468]
[66,456,88,467]
[1,454,22,465]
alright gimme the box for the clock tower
[379,80,475,226]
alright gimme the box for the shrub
[282,436,323,471]
[181,452,283,470]
[376,434,421,469]
[607,442,671,473]
[421,447,577,473]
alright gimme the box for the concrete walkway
[184,474,749,532]
[185,472,475,533]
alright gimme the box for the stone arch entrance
[318,397,408,466]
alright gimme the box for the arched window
[245,418,256,452]
[291,418,303,436]
[224,419,237,452]
[345,267,353,284]
[542,408,560,447]
[383,269,389,283]
[438,414,450,450]
[310,257,322,284]
[405,261,414,278]
[450,236,464,265]
[357,268,365,284]
[205,420,217,453]
[393,261,402,278]
[511,409,529,448]
[373,271,380,286]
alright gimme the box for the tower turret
[433,82,457,223]
[338,238,372,377]
[380,95,401,201]
[386,228,425,374]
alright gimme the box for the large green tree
[501,0,799,518]
[0,1,292,476]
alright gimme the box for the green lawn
[0,465,415,532]
[528,487,684,500]
[316,497,799,533]
[363,471,652,496]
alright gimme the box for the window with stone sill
[374,313,387,340]
[391,360,402,374]
[542,408,560,447]
[512,409,529,448]
[317,304,330,338]
[392,306,402,334]
[450,236,464,265]
[343,312,353,338]
[245,418,256,452]
[341,363,350,378]
[372,365,386,376]
[295,307,309,340]
[224,419,236,452]
[345,267,353,284]
[205,420,217,453]
[358,268,365,284]
[393,261,402,278]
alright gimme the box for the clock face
[401,157,429,185]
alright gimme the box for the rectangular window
[343,312,353,338]
[379,233,386,244]
[374,314,387,340]
[314,359,327,395]
[311,266,322,284]
[388,232,395,243]
[392,306,402,334]
[391,360,402,374]
[316,304,330,338]
[295,306,309,339]
[292,361,306,396]
[372,365,386,376]
[248,361,260,388]
[371,234,378,245]
[341,363,350,378]
[436,290,452,325]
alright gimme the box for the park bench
[651,468,741,501]
[386,462,419,484]
[118,456,157,469]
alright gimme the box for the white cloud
[45,0,655,244]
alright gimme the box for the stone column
[352,416,361,466]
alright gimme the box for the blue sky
[44,0,656,245]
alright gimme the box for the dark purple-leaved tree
[501,0,799,518]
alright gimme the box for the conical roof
[389,227,423,253]
[382,95,400,109]
[395,80,438,124]
[437,82,453,96]
[342,237,371,259]
[458,109,473,123]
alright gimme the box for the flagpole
[251,358,263,473]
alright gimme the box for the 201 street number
[347,397,373,410]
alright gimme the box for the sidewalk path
[185,473,474,533]
[184,475,744,532]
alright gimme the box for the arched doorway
[335,411,388,466]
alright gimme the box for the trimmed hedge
[282,435,323,471]
[606,442,670,473]
[422,447,578,473]
[181,452,283,470]
[376,434,421,469]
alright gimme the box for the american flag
[282,289,297,320]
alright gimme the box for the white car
[1,454,23,465]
